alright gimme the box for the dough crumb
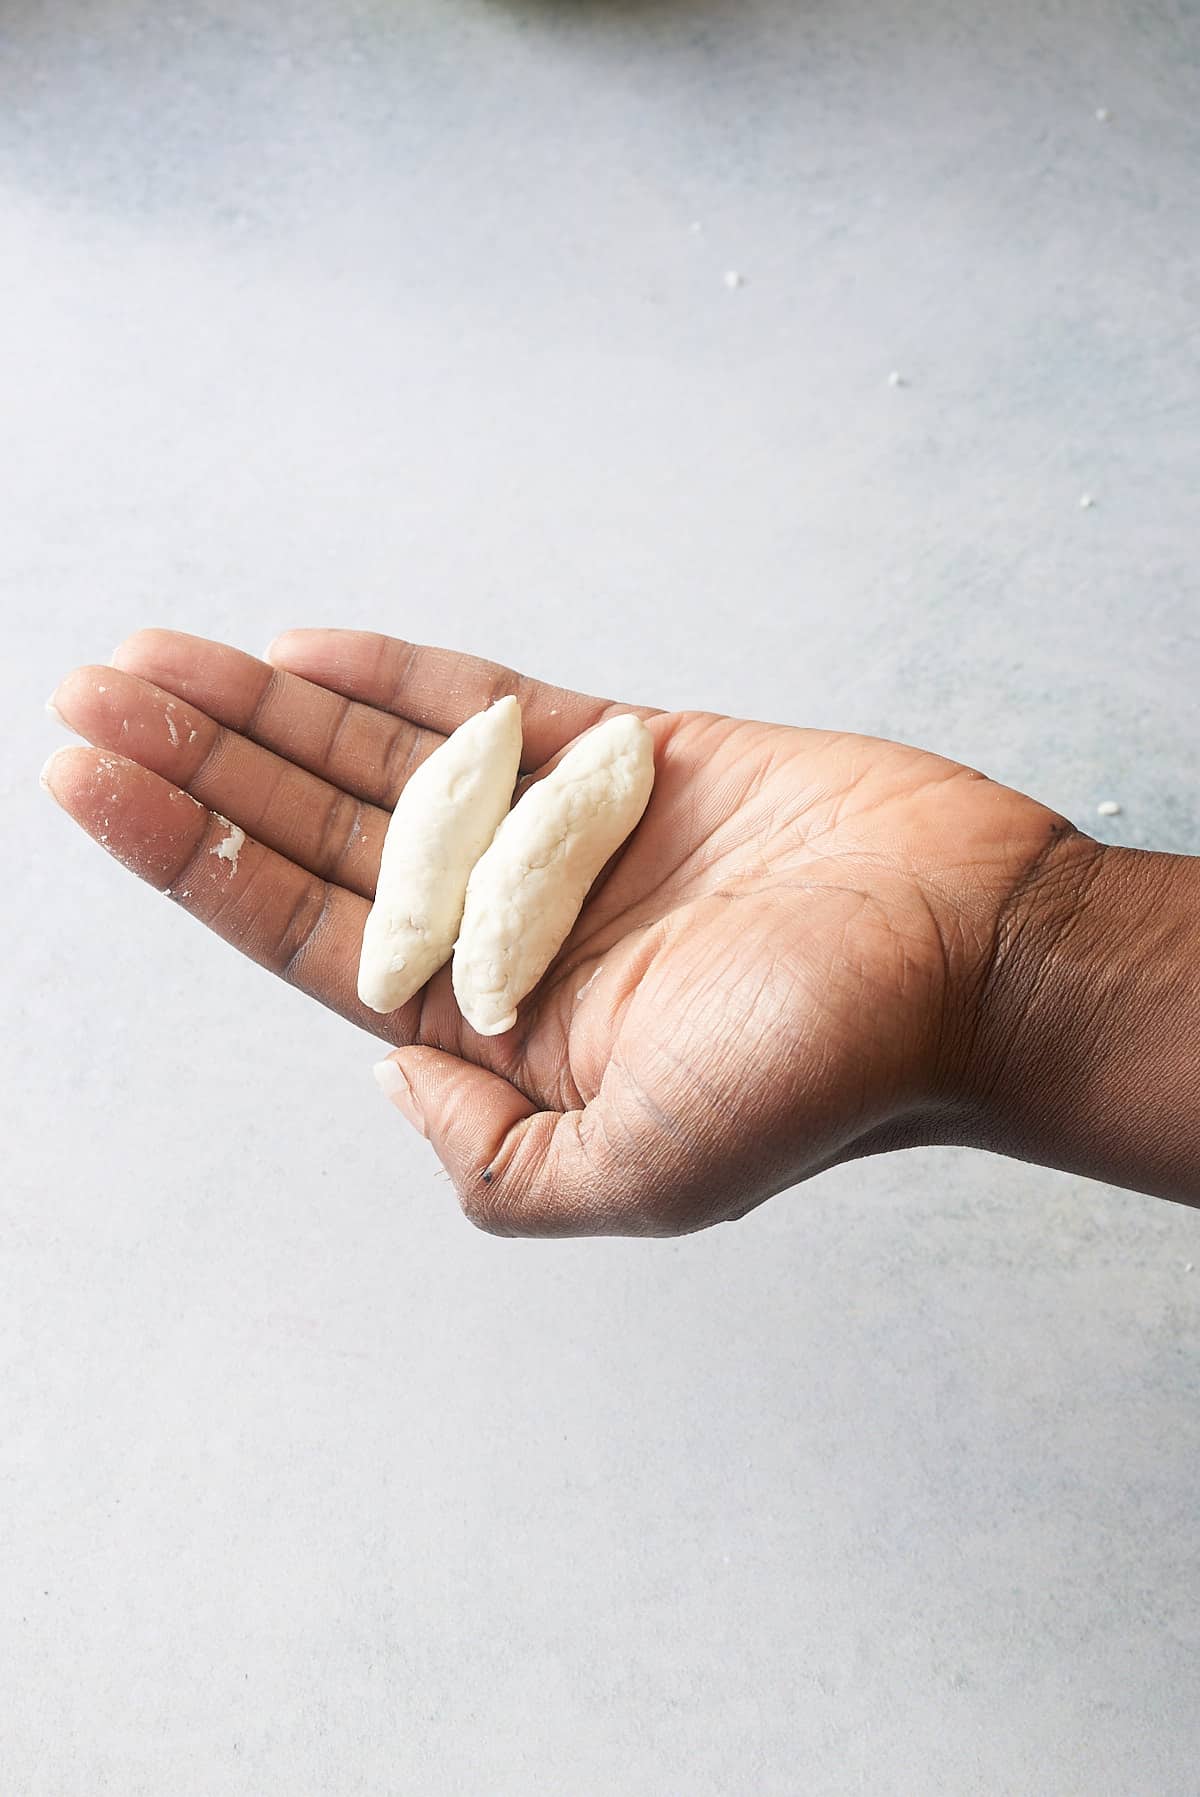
[96,684,107,694]
[723,270,745,289]
[887,370,905,388]
[1096,799,1121,817]
[165,711,180,747]
[1079,492,1096,509]
[210,815,246,873]
[1095,107,1110,122]
[188,728,198,744]
[689,220,702,234]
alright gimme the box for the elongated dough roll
[358,695,523,1014]
[453,713,655,1036]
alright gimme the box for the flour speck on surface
[1079,492,1096,509]
[887,370,905,387]
[1097,799,1122,817]
[723,270,745,289]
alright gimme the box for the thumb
[372,1047,600,1236]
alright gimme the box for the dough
[452,713,655,1036]
[357,695,523,1014]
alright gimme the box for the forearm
[961,836,1200,1203]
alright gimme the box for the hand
[42,629,1091,1234]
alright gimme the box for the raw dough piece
[357,695,523,1014]
[453,713,655,1036]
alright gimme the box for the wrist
[956,831,1200,1202]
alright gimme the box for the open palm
[46,630,1066,1235]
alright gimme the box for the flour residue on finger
[210,812,246,874]
[576,965,603,1002]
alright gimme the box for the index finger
[265,630,659,770]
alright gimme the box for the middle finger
[110,628,444,809]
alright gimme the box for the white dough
[357,695,523,1014]
[453,713,655,1036]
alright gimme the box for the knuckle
[277,883,334,981]
[244,666,282,736]
[312,791,363,880]
[380,725,425,802]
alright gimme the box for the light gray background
[3,0,1198,1792]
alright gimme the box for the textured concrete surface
[3,1,1199,1791]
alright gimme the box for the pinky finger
[41,746,412,1043]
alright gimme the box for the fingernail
[39,747,65,796]
[373,1057,426,1135]
[262,636,280,662]
[45,691,68,727]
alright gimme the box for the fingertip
[39,741,110,804]
[263,630,302,666]
[39,742,140,806]
[263,629,366,678]
[47,664,110,735]
[39,745,67,796]
[109,627,166,671]
[373,1054,428,1136]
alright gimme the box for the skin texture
[453,712,655,1037]
[43,629,1198,1236]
